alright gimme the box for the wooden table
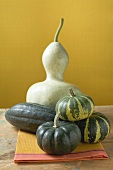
[0,106,113,170]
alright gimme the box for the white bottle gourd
[26,18,82,107]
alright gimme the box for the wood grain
[0,106,113,170]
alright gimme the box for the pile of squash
[55,88,110,144]
[5,88,111,155]
[5,19,110,156]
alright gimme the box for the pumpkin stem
[69,88,75,97]
[54,18,64,42]
[53,112,60,128]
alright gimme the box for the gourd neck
[46,73,64,81]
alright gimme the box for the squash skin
[36,121,81,155]
[55,94,94,121]
[76,112,111,143]
[5,103,56,133]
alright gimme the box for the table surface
[0,106,113,170]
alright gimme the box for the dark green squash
[76,112,111,143]
[36,112,81,155]
[5,102,56,133]
[55,88,94,121]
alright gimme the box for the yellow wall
[0,0,113,108]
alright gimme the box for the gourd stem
[69,88,75,97]
[53,112,60,128]
[54,18,64,42]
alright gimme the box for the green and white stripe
[55,94,94,122]
[76,112,111,143]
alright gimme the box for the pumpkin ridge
[56,97,69,120]
[42,128,55,154]
[91,113,110,138]
[59,125,80,151]
[69,97,79,120]
[76,96,91,117]
[37,126,51,150]
[94,120,101,143]
[66,98,76,121]
[73,97,84,120]
[93,114,110,126]
[75,97,88,120]
[84,118,90,142]
[80,96,94,117]
[53,128,71,154]
[96,116,110,140]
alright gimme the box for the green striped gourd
[55,88,94,121]
[76,112,111,143]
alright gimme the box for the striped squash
[55,88,94,121]
[76,112,111,143]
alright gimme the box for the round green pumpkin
[76,112,111,143]
[36,112,81,155]
[55,89,94,121]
